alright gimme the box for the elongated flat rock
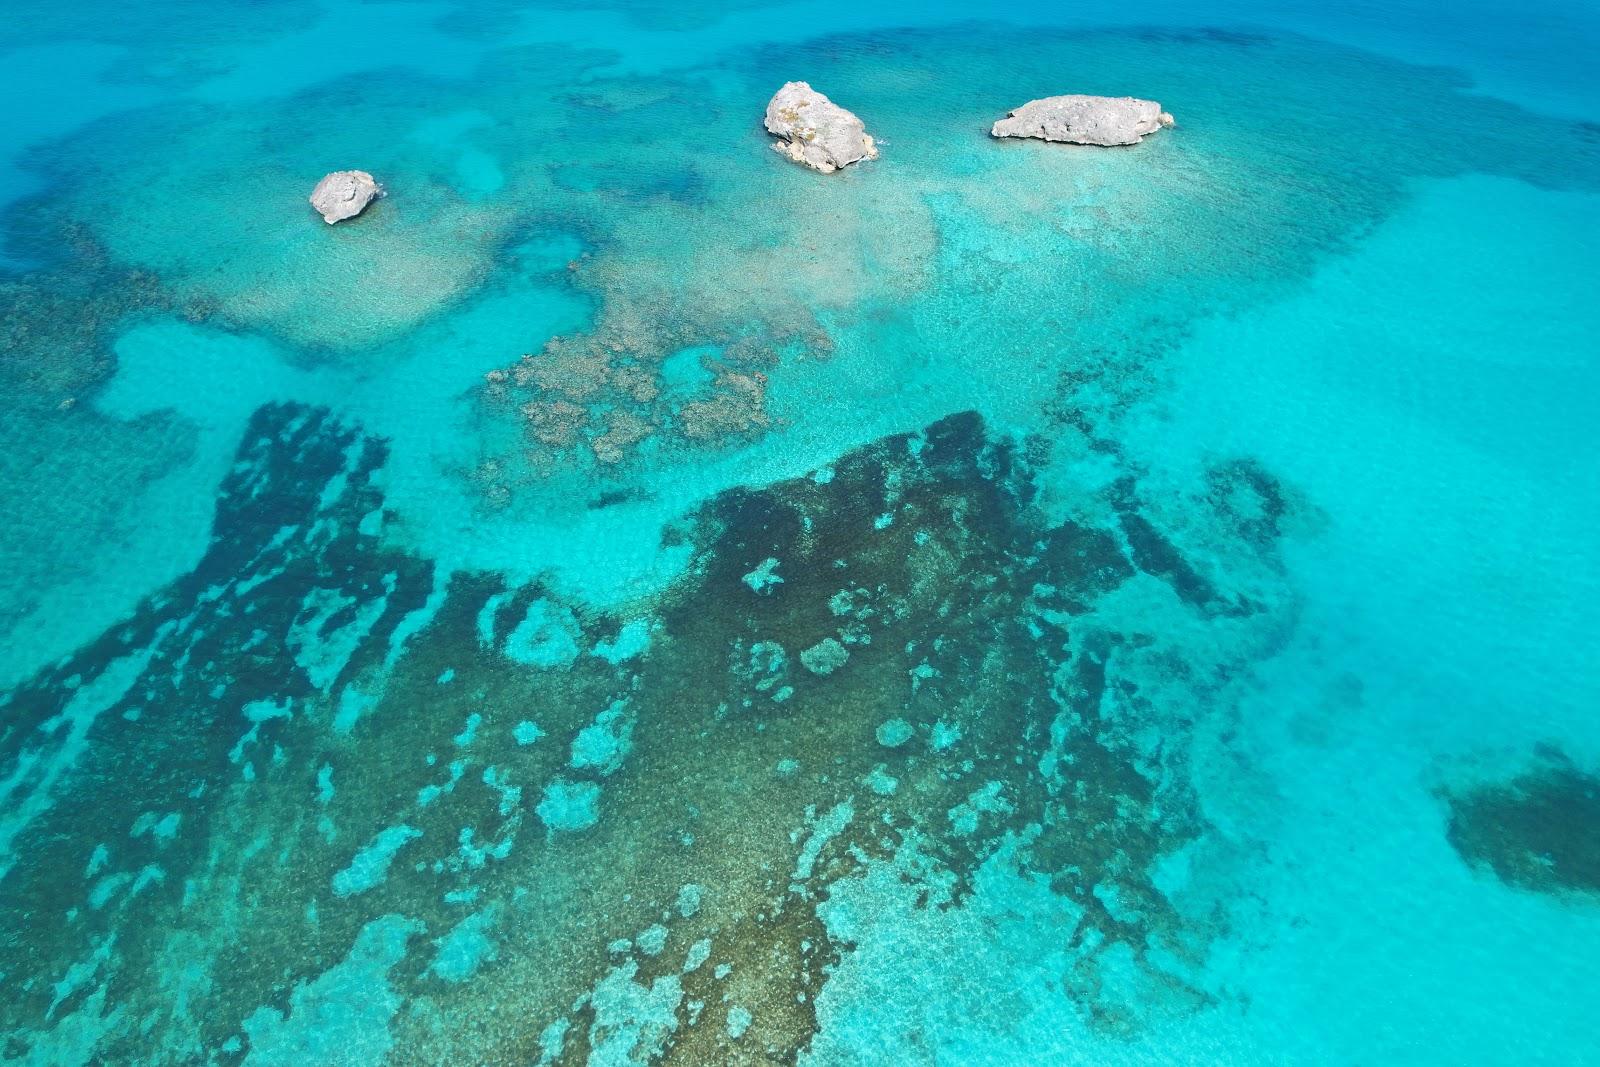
[991,95,1175,147]
[309,169,384,224]
[764,82,878,174]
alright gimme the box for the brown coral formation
[592,409,654,464]
[478,297,824,492]
[677,370,768,442]
[518,398,588,449]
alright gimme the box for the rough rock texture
[991,95,1175,147]
[763,82,878,174]
[309,170,384,224]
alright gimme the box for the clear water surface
[1,0,1597,1063]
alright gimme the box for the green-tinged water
[2,2,1598,1064]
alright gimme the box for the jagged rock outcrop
[991,95,1175,147]
[308,170,384,224]
[763,82,878,174]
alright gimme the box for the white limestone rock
[991,95,1175,147]
[309,170,384,224]
[764,82,878,174]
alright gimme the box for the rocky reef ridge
[764,82,878,173]
[309,170,384,224]
[991,95,1175,146]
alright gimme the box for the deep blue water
[2,1,1597,1063]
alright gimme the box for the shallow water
[2,1,1597,1064]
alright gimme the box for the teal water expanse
[2,0,1598,1063]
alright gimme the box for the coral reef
[0,399,1306,1060]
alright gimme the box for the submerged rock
[990,95,1175,147]
[309,169,384,224]
[763,81,878,174]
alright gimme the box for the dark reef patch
[0,219,209,403]
[1,398,1301,1061]
[1443,749,1600,899]
[0,403,436,1058]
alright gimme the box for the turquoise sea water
[2,0,1598,1063]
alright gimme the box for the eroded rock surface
[309,170,384,224]
[991,95,1175,146]
[764,82,878,173]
